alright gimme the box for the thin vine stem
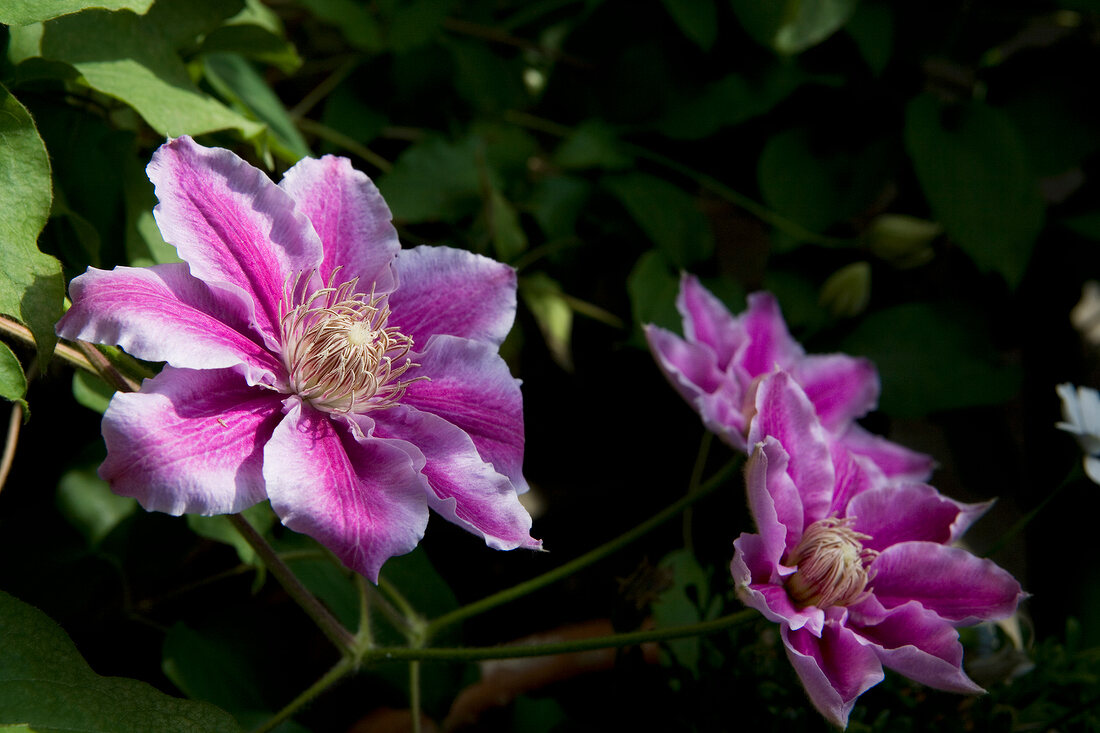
[0,401,24,496]
[424,456,741,639]
[228,513,356,653]
[251,656,355,733]
[0,316,95,374]
[374,610,754,663]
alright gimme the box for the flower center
[783,517,877,609]
[279,269,421,414]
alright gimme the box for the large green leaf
[379,136,483,222]
[0,591,241,732]
[840,302,1021,417]
[0,83,64,371]
[904,94,1044,288]
[56,463,138,546]
[604,173,713,268]
[0,0,153,25]
[27,9,263,139]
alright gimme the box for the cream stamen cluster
[280,269,419,414]
[784,517,877,609]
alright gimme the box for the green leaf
[482,189,528,262]
[840,302,1022,417]
[904,95,1044,288]
[56,464,138,547]
[846,2,893,75]
[32,9,263,139]
[198,0,301,73]
[0,343,27,404]
[203,53,313,163]
[0,591,242,732]
[279,535,360,630]
[447,39,527,114]
[187,503,276,566]
[162,624,267,716]
[627,249,681,338]
[660,0,718,50]
[529,175,592,242]
[384,0,453,52]
[604,173,713,268]
[1063,211,1100,240]
[379,136,483,222]
[0,0,153,25]
[554,121,632,171]
[730,0,859,55]
[520,273,574,371]
[651,549,711,675]
[0,83,64,372]
[298,0,382,51]
[71,371,114,414]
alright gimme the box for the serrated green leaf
[203,53,312,163]
[604,173,713,267]
[0,343,26,403]
[520,273,573,371]
[0,0,153,26]
[0,83,64,372]
[660,0,717,50]
[33,9,263,139]
[905,95,1044,288]
[56,465,138,546]
[0,591,242,732]
[840,302,1022,417]
[379,136,483,222]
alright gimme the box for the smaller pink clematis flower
[57,136,540,581]
[645,275,934,480]
[732,372,1025,728]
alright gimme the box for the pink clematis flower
[645,275,934,480]
[731,372,1025,728]
[57,136,540,581]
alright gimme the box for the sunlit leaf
[0,591,241,732]
[71,371,113,414]
[28,9,263,139]
[840,302,1022,417]
[520,273,574,371]
[905,94,1044,288]
[0,82,64,372]
[730,0,858,55]
[604,173,713,267]
[0,0,153,25]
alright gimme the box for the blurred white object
[1056,383,1100,483]
[1070,280,1100,345]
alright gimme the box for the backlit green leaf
[0,0,153,26]
[0,591,241,732]
[0,343,26,404]
[56,465,137,546]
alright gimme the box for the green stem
[228,513,356,653]
[682,431,714,555]
[0,316,96,375]
[409,661,423,733]
[297,118,393,173]
[251,656,356,733]
[374,610,754,663]
[983,462,1082,559]
[424,457,741,638]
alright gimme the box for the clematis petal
[403,335,527,492]
[99,367,283,515]
[850,599,983,694]
[263,400,429,582]
[645,325,747,449]
[837,423,936,481]
[829,443,888,515]
[734,533,823,635]
[746,438,804,558]
[388,246,517,347]
[677,274,745,369]
[147,136,323,344]
[748,372,835,525]
[57,264,283,386]
[736,292,804,376]
[791,354,879,432]
[782,623,884,729]
[847,482,967,552]
[279,155,399,293]
[869,542,1025,623]
[373,406,540,551]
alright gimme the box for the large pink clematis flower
[731,372,1025,728]
[57,136,540,581]
[645,275,934,480]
